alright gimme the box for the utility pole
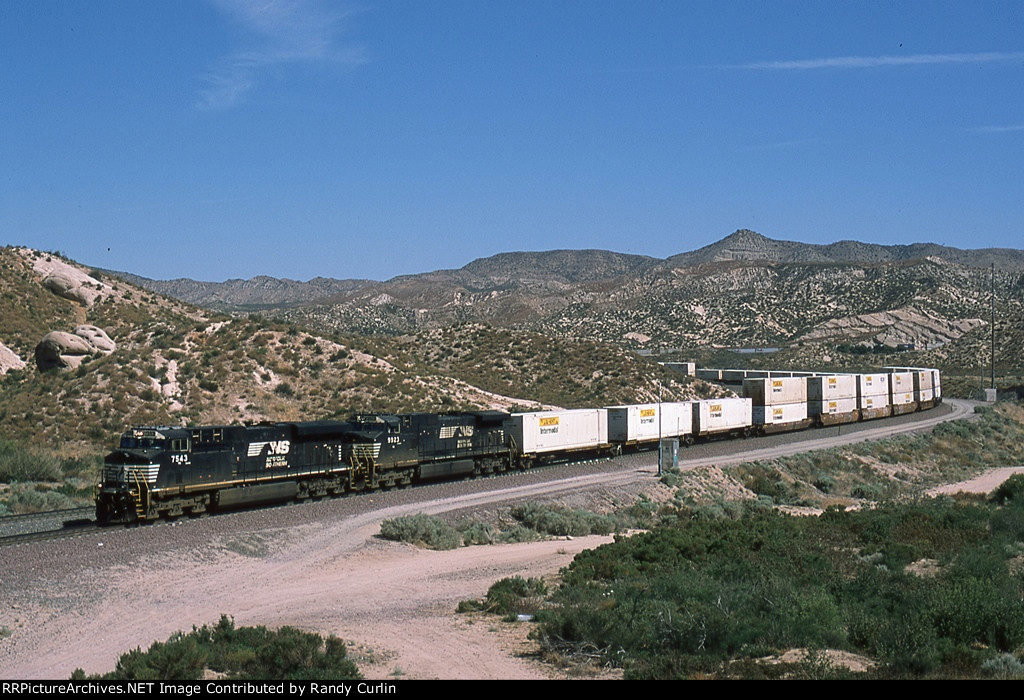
[991,263,996,389]
[657,380,663,477]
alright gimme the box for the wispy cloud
[198,0,366,110]
[743,51,1024,71]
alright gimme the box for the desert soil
[1,471,632,681]
[0,399,1003,680]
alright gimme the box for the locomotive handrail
[131,469,150,520]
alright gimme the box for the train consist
[95,366,942,524]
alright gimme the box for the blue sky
[2,1,1022,281]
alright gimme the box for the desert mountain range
[1,230,1020,449]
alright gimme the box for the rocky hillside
[0,247,698,454]
[667,229,1024,270]
[273,249,1021,376]
[116,230,1023,376]
[107,272,375,311]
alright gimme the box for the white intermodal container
[753,402,808,426]
[859,392,891,420]
[743,377,808,405]
[606,403,693,443]
[508,409,608,455]
[857,373,890,398]
[807,375,858,401]
[859,393,891,409]
[888,371,915,396]
[883,367,941,403]
[891,388,916,406]
[909,369,934,391]
[693,398,752,436]
[810,397,859,417]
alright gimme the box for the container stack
[884,366,941,409]
[807,374,859,425]
[857,373,891,420]
[887,370,917,415]
[743,377,812,433]
[913,369,936,409]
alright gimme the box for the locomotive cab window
[170,438,191,453]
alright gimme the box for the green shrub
[0,438,62,482]
[993,474,1024,505]
[4,485,77,513]
[379,513,462,550]
[457,521,497,545]
[510,502,624,537]
[483,576,548,619]
[496,525,543,543]
[530,495,1024,679]
[981,653,1024,679]
[75,615,360,680]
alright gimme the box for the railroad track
[0,399,977,547]
[0,506,97,548]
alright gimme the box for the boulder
[42,272,104,307]
[0,342,26,374]
[34,326,116,371]
[74,325,116,353]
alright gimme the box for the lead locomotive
[96,411,510,524]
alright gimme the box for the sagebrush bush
[0,438,62,482]
[379,513,462,550]
[457,521,497,545]
[981,653,1024,679]
[484,576,549,619]
[74,615,360,680]
[533,494,1024,679]
[510,502,625,537]
[993,473,1024,505]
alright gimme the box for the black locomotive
[96,411,511,524]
